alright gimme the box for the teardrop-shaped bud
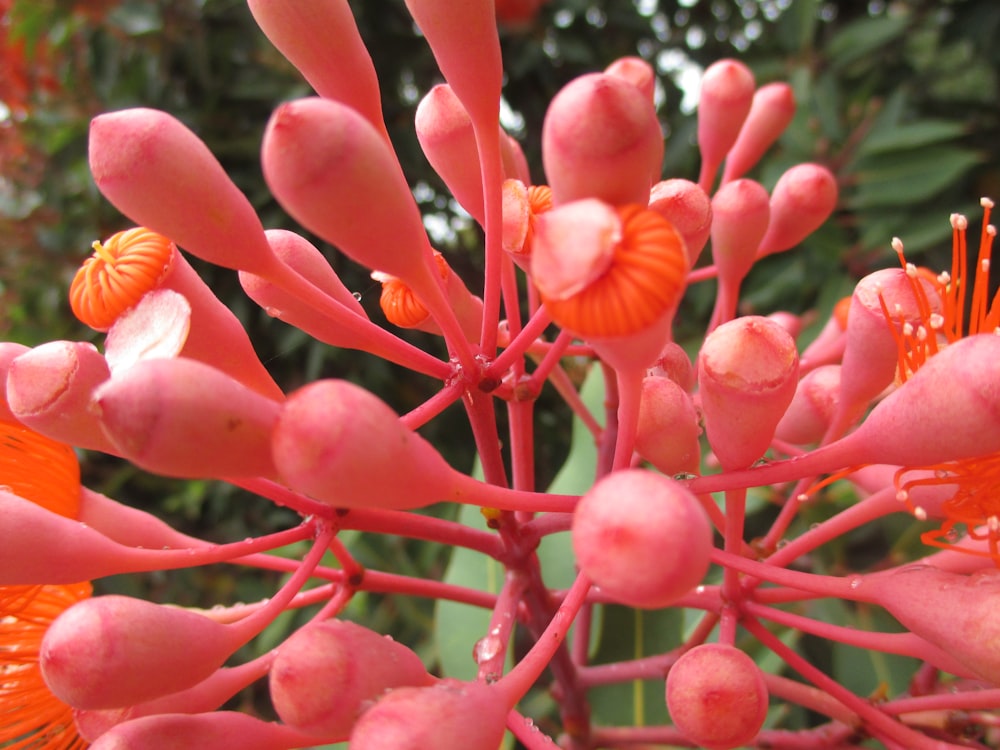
[41,595,245,709]
[757,163,838,258]
[696,59,754,192]
[698,316,798,470]
[271,619,433,737]
[87,710,317,750]
[635,376,702,476]
[542,73,662,207]
[720,82,796,184]
[648,179,712,266]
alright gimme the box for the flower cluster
[3,1,1000,749]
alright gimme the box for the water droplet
[849,578,862,590]
[244,537,254,544]
[472,634,503,664]
[352,291,363,301]
[695,585,706,595]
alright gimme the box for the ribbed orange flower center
[540,204,689,339]
[69,227,175,331]
[377,252,450,328]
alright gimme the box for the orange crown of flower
[541,204,689,339]
[377,252,450,328]
[69,226,176,331]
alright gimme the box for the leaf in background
[825,14,910,71]
[859,119,968,157]
[850,146,982,209]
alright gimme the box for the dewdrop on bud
[698,316,799,470]
[542,73,663,207]
[41,595,246,709]
[572,470,711,608]
[348,679,507,750]
[666,643,768,749]
[270,619,433,738]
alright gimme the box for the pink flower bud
[271,619,433,737]
[41,595,248,709]
[87,710,317,750]
[273,379,457,510]
[774,364,841,446]
[89,109,280,276]
[698,316,799,469]
[721,82,796,184]
[648,179,713,266]
[403,0,502,128]
[696,59,755,192]
[635,376,702,475]
[573,470,712,609]
[604,56,656,103]
[7,340,115,453]
[709,179,770,328]
[757,163,838,258]
[415,84,486,225]
[500,132,531,183]
[75,660,269,742]
[828,267,939,439]
[247,0,387,139]
[261,98,443,307]
[542,73,663,206]
[78,486,208,551]
[348,679,507,750]
[93,358,279,479]
[0,341,28,422]
[859,566,1000,684]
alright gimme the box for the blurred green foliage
[2,0,999,740]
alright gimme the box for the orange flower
[0,420,90,747]
[887,198,1000,563]
[538,204,688,339]
[376,252,450,329]
[69,227,175,331]
[1,583,92,750]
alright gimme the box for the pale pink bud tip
[698,316,799,469]
[573,470,711,608]
[542,73,663,207]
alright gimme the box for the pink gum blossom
[756,163,838,258]
[416,84,525,226]
[0,491,312,585]
[605,56,656,103]
[720,82,796,185]
[857,566,1000,685]
[825,267,939,441]
[697,316,799,470]
[87,711,320,750]
[708,178,770,330]
[261,98,461,343]
[74,659,271,742]
[7,340,116,453]
[92,357,279,479]
[270,619,433,738]
[403,0,502,130]
[0,342,28,422]
[774,364,841,446]
[88,108,282,277]
[696,59,755,193]
[647,179,713,266]
[635,376,702,475]
[542,73,663,207]
[247,0,389,141]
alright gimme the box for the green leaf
[433,503,506,682]
[849,146,982,209]
[859,120,968,157]
[826,15,911,71]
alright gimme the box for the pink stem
[399,378,465,430]
[486,305,553,382]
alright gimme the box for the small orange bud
[69,227,174,331]
[376,252,450,329]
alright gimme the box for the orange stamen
[540,205,688,339]
[69,227,175,331]
[0,420,80,519]
[0,582,92,750]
